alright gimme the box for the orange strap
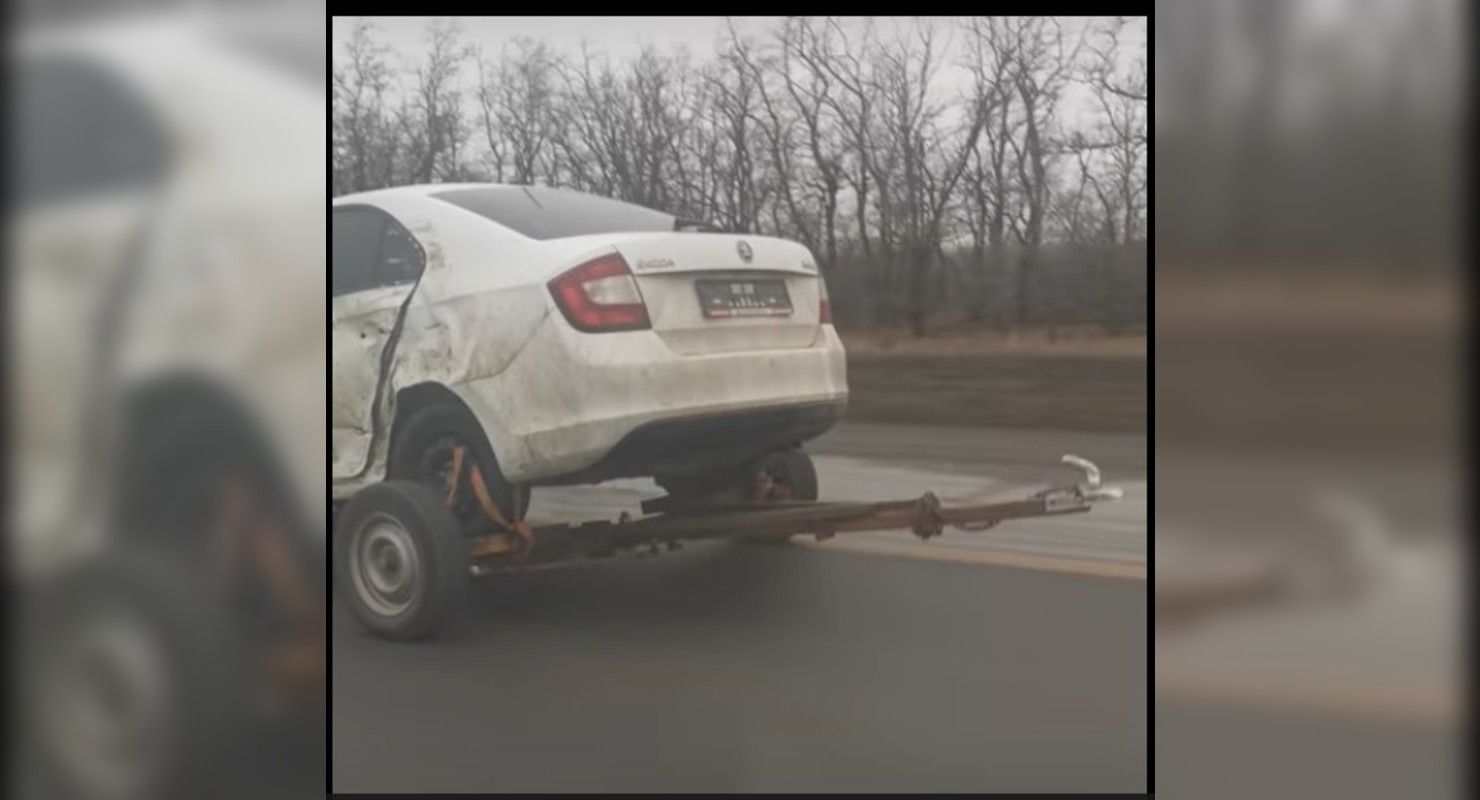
[468,460,534,558]
[445,445,466,505]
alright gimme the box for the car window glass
[12,57,167,209]
[431,186,677,240]
[377,223,422,287]
[332,208,385,296]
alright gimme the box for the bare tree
[868,20,992,335]
[1085,15,1147,103]
[1004,17,1082,325]
[805,22,880,267]
[960,17,1023,325]
[779,19,845,277]
[560,46,638,199]
[332,19,397,194]
[396,20,473,184]
[333,15,1148,332]
[1078,16,1148,245]
[476,37,562,184]
[707,38,764,231]
[730,18,846,275]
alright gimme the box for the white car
[13,10,326,800]
[331,184,848,538]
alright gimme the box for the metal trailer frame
[462,454,1124,573]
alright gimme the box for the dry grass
[844,355,1145,433]
[1156,273,1456,331]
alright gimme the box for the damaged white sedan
[332,184,847,632]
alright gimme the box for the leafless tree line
[1155,0,1458,275]
[333,16,1147,333]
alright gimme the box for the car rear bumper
[452,318,849,484]
[539,399,846,485]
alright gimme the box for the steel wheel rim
[38,611,173,799]
[350,511,422,618]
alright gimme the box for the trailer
[333,453,1124,640]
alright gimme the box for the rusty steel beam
[469,489,1092,569]
[466,454,1121,571]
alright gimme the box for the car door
[331,206,424,480]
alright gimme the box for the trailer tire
[20,548,250,800]
[334,481,468,641]
[750,448,819,545]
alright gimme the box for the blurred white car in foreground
[11,11,324,800]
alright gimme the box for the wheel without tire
[334,480,469,641]
[388,401,528,533]
[750,447,819,544]
[763,448,819,500]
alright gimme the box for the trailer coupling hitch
[907,455,1122,540]
[1033,454,1125,514]
[1061,454,1124,502]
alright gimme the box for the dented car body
[331,184,849,501]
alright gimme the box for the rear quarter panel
[332,193,563,496]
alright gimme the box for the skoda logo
[736,240,753,263]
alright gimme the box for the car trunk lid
[605,233,823,355]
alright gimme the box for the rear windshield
[432,186,677,240]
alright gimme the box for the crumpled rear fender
[333,282,551,499]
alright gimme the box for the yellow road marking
[795,537,1146,580]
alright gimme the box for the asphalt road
[331,422,1148,792]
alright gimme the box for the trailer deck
[465,454,1124,572]
[335,451,1125,640]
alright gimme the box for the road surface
[331,422,1148,792]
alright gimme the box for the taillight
[818,277,833,325]
[548,253,651,333]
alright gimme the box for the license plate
[696,279,793,318]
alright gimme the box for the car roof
[334,183,547,206]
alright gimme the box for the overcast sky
[332,16,1144,137]
[333,16,791,64]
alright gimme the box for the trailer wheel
[334,481,468,641]
[21,548,250,800]
[750,447,819,545]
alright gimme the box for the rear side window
[432,186,676,240]
[379,223,421,283]
[333,207,423,296]
[332,209,384,296]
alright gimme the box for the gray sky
[332,16,790,64]
[332,16,1143,145]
